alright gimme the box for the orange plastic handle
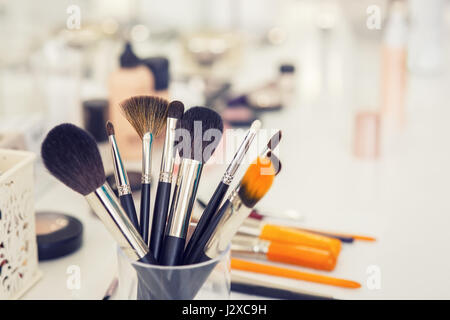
[231,258,360,289]
[267,242,337,271]
[260,224,342,257]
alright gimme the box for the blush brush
[183,119,261,263]
[41,123,156,264]
[120,95,169,246]
[106,121,139,230]
[159,107,224,266]
[150,100,184,260]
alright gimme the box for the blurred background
[1,0,450,299]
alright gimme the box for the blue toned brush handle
[159,235,185,266]
[185,199,231,265]
[140,183,151,245]
[150,181,172,260]
[120,194,139,231]
[183,182,229,263]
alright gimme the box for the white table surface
[22,5,450,299]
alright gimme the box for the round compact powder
[36,211,83,261]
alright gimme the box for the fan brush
[120,95,169,246]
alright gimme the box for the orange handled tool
[231,258,360,289]
[260,224,342,258]
[267,241,337,271]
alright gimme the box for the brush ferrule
[231,235,270,258]
[159,117,178,183]
[238,218,263,237]
[222,122,260,185]
[142,132,153,184]
[166,158,203,238]
[204,190,253,259]
[109,135,131,196]
[85,183,149,261]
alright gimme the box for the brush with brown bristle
[106,121,139,230]
[184,154,276,264]
[150,100,184,260]
[120,95,170,246]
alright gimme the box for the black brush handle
[184,199,231,265]
[183,182,229,262]
[138,251,158,265]
[159,235,185,266]
[150,181,171,260]
[140,183,151,245]
[119,194,139,231]
[231,282,334,300]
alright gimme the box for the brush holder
[0,149,41,299]
[116,245,231,300]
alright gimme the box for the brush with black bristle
[120,95,169,246]
[183,119,261,264]
[260,130,282,157]
[41,123,156,265]
[150,100,184,260]
[159,107,224,266]
[106,121,139,230]
[185,153,276,264]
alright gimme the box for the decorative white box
[0,149,41,299]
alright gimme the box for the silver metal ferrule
[166,158,203,238]
[85,183,149,261]
[231,235,270,260]
[204,190,253,259]
[109,135,131,196]
[141,132,153,184]
[222,120,261,185]
[238,217,263,237]
[159,117,178,183]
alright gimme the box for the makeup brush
[120,95,169,245]
[41,123,156,264]
[150,100,184,260]
[231,234,337,271]
[160,107,224,266]
[183,119,261,263]
[239,219,342,258]
[231,258,361,289]
[190,155,276,264]
[231,274,335,300]
[106,121,139,230]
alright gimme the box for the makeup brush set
[40,94,282,299]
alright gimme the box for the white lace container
[0,149,41,299]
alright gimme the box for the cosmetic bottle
[380,1,408,127]
[108,42,155,161]
[278,63,296,107]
